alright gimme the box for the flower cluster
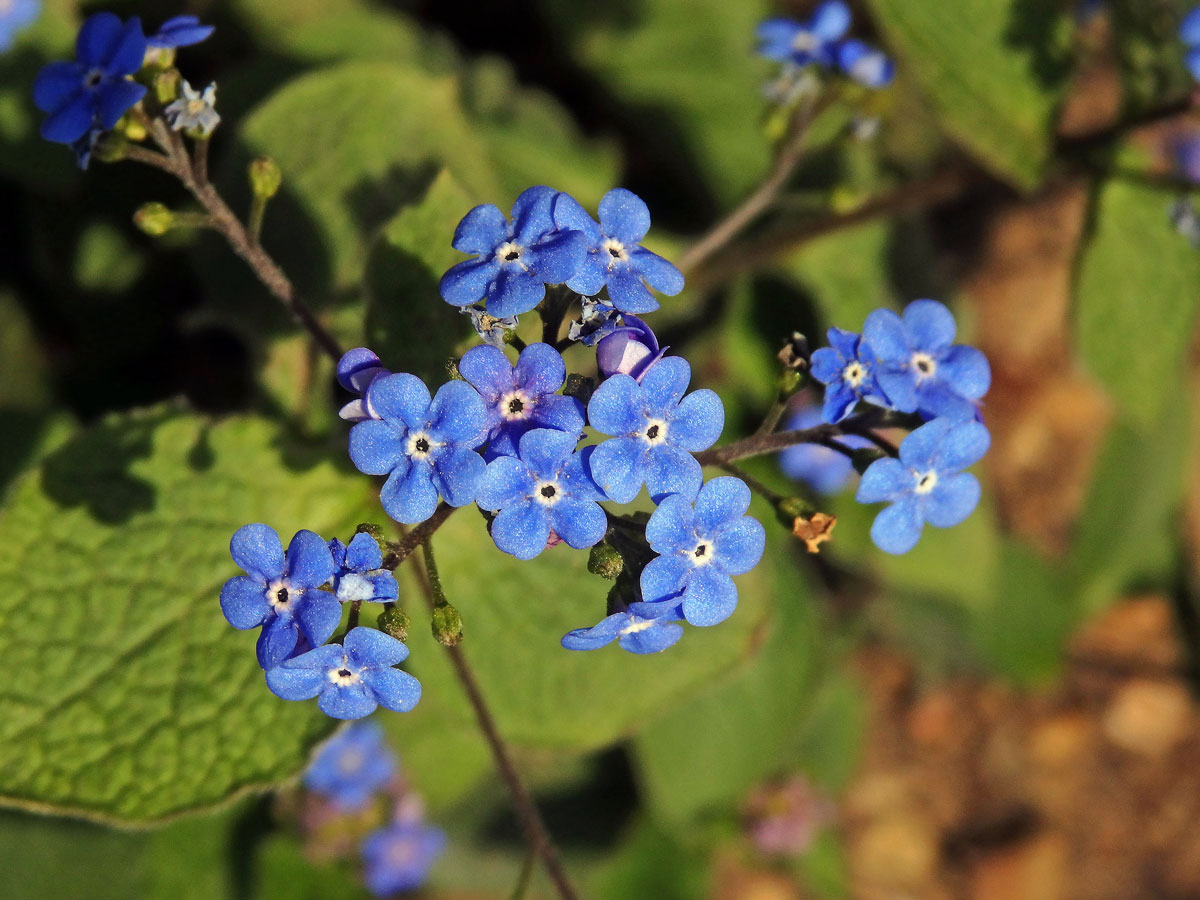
[220,524,421,719]
[803,299,991,554]
[33,12,216,168]
[301,723,446,896]
[756,1,894,91]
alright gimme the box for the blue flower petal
[856,457,911,503]
[551,192,602,243]
[345,625,409,667]
[266,660,327,701]
[599,188,651,244]
[220,576,269,630]
[380,464,439,524]
[645,444,702,503]
[477,455,535,510]
[532,393,585,436]
[368,373,431,431]
[903,299,956,351]
[345,532,383,571]
[349,419,405,476]
[811,0,852,41]
[874,370,918,414]
[869,497,924,554]
[517,427,576,480]
[566,251,609,297]
[641,554,692,604]
[934,419,991,471]
[587,374,645,436]
[452,203,509,254]
[630,248,684,295]
[149,15,214,48]
[431,445,486,507]
[561,445,606,502]
[440,257,497,307]
[104,16,147,74]
[39,90,93,143]
[561,615,624,650]
[459,344,515,402]
[488,268,545,318]
[645,494,696,552]
[363,667,422,712]
[939,345,991,400]
[295,591,342,648]
[230,523,285,581]
[319,682,378,720]
[606,268,659,313]
[33,61,84,112]
[666,388,724,451]
[897,417,953,468]
[427,380,486,446]
[510,185,558,243]
[809,346,844,384]
[587,436,647,503]
[549,499,606,549]
[257,615,299,670]
[1187,47,1200,82]
[925,472,981,528]
[916,382,978,421]
[681,568,738,626]
[639,356,691,414]
[491,501,551,560]
[756,19,801,61]
[285,529,335,589]
[862,308,911,362]
[531,229,586,285]
[618,621,684,654]
[514,342,566,398]
[1183,7,1200,46]
[694,476,752,534]
[713,517,766,576]
[76,12,123,66]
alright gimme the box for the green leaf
[1075,179,1200,429]
[535,0,770,205]
[864,0,1069,189]
[586,818,710,900]
[231,61,499,310]
[0,409,386,823]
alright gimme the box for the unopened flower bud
[596,314,666,381]
[248,157,282,200]
[431,605,463,646]
[134,202,176,236]
[377,606,411,642]
[587,542,624,580]
[154,68,181,104]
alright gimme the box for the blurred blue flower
[219,524,339,670]
[440,186,586,317]
[856,417,990,554]
[267,627,422,720]
[836,39,894,88]
[562,606,684,655]
[475,428,607,560]
[328,533,398,605]
[810,327,886,423]
[862,299,991,421]
[348,373,488,524]
[553,188,684,314]
[0,0,39,52]
[632,477,766,627]
[33,12,147,145]
[779,406,873,494]
[587,356,724,504]
[361,821,446,897]
[458,342,584,460]
[757,1,850,68]
[1182,6,1200,82]
[147,14,213,48]
[304,721,396,811]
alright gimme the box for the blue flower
[756,2,851,68]
[475,428,607,560]
[562,607,684,655]
[552,189,684,314]
[630,477,766,627]
[836,39,894,88]
[856,417,990,554]
[304,721,397,811]
[362,821,446,897]
[328,533,399,605]
[1183,6,1200,82]
[862,299,991,421]
[33,13,148,145]
[567,297,622,346]
[348,373,488,524]
[596,313,667,381]
[458,342,584,460]
[147,14,214,48]
[440,186,587,318]
[0,0,39,53]
[163,80,219,136]
[779,406,873,494]
[587,356,724,504]
[807,327,885,424]
[461,307,518,349]
[266,626,422,720]
[220,524,339,670]
[336,347,390,423]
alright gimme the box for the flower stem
[410,537,582,900]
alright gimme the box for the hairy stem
[695,419,882,466]
[411,538,581,900]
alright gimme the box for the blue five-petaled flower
[304,721,397,811]
[552,188,684,314]
[756,1,850,68]
[561,606,685,655]
[362,821,447,898]
[809,326,886,424]
[266,626,422,720]
[348,373,488,524]
[475,428,607,560]
[587,356,724,504]
[328,532,399,605]
[856,416,990,554]
[440,185,586,318]
[33,12,148,145]
[632,477,766,627]
[862,299,991,421]
[220,524,339,670]
[458,342,584,461]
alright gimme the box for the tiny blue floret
[562,607,685,655]
[756,1,851,68]
[862,299,991,421]
[348,373,488,524]
[631,477,766,627]
[329,533,399,605]
[552,188,685,314]
[475,428,607,560]
[856,416,990,554]
[33,12,148,145]
[362,820,447,897]
[304,721,397,811]
[440,186,587,318]
[220,524,339,670]
[586,356,724,504]
[266,626,422,720]
[458,342,584,460]
[810,327,887,423]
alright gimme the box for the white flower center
[496,241,525,267]
[791,30,819,53]
[643,418,668,446]
[534,480,562,506]
[266,580,291,612]
[843,361,867,388]
[620,617,657,635]
[913,470,938,495]
[602,237,628,266]
[336,573,375,603]
[911,352,937,381]
[327,664,360,687]
[406,431,438,460]
[500,390,531,421]
[337,749,365,775]
[690,541,714,567]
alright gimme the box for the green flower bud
[377,606,411,642]
[134,202,176,237]
[248,157,282,200]
[432,605,464,647]
[153,68,181,105]
[587,542,624,580]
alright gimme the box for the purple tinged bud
[337,348,390,422]
[595,314,667,382]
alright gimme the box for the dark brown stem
[122,144,179,175]
[385,503,457,569]
[410,538,581,900]
[696,421,876,466]
[346,600,362,631]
